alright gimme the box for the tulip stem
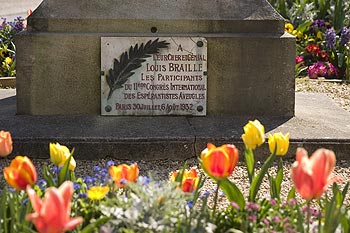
[212,181,221,217]
[306,200,311,233]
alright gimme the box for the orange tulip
[4,156,37,190]
[109,163,139,187]
[200,143,239,179]
[291,148,338,200]
[26,181,83,233]
[0,130,13,157]
[170,167,199,192]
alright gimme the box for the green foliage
[0,17,25,77]
[100,176,214,233]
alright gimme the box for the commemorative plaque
[101,37,207,116]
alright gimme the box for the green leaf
[249,152,276,202]
[58,149,75,186]
[0,187,8,232]
[219,178,245,210]
[80,217,109,233]
[42,165,56,187]
[268,173,277,199]
[244,148,255,184]
[275,158,284,199]
[287,187,295,200]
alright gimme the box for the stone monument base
[15,0,295,116]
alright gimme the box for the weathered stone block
[16,0,295,116]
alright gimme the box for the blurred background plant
[0,16,26,77]
[268,0,350,80]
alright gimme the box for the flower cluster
[0,123,345,232]
[0,16,26,77]
[286,19,350,80]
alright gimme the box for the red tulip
[26,181,83,233]
[0,130,13,157]
[109,163,139,187]
[291,148,338,200]
[3,156,37,190]
[170,167,199,192]
[200,143,239,179]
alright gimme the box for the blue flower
[340,27,350,46]
[106,160,114,167]
[73,182,81,191]
[37,179,47,189]
[187,200,194,208]
[93,166,101,172]
[325,28,336,49]
[78,193,87,198]
[199,191,210,199]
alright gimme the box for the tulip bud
[200,143,239,179]
[268,132,290,156]
[242,120,265,150]
[170,167,199,192]
[49,143,76,171]
[0,130,13,157]
[4,156,37,190]
[109,163,139,187]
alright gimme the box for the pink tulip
[26,181,83,233]
[291,148,338,200]
[0,130,13,157]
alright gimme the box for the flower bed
[0,120,348,232]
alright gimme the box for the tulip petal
[41,188,66,230]
[58,181,74,216]
[64,217,84,231]
[26,185,43,214]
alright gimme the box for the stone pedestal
[15,0,295,116]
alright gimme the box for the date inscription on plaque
[101,37,207,116]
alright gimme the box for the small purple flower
[327,63,338,77]
[248,214,257,222]
[287,198,297,206]
[325,28,336,49]
[270,198,277,206]
[310,19,326,32]
[272,216,281,223]
[246,202,260,211]
[340,27,350,46]
[262,218,270,226]
[230,201,240,210]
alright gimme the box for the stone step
[0,90,350,161]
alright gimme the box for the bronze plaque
[101,37,207,116]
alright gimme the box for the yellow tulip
[49,143,76,171]
[241,120,265,150]
[268,132,290,156]
[87,186,109,200]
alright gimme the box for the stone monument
[15,0,295,116]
